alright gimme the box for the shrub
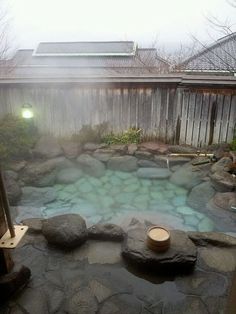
[102,127,142,145]
[0,114,38,162]
[230,138,236,151]
[71,122,108,144]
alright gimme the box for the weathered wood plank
[219,95,231,143]
[179,90,189,144]
[191,93,203,147]
[227,94,236,142]
[198,93,210,147]
[185,92,196,145]
[213,94,224,143]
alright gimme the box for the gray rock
[164,296,208,314]
[135,150,153,160]
[170,162,207,189]
[21,218,43,233]
[16,287,48,314]
[83,142,107,151]
[8,160,27,172]
[66,287,98,314]
[85,241,122,264]
[139,141,169,154]
[136,167,171,179]
[137,159,159,167]
[42,214,87,249]
[35,171,57,187]
[88,223,125,241]
[89,279,112,303]
[4,170,18,181]
[77,154,105,177]
[212,192,236,210]
[99,294,142,314]
[168,145,198,154]
[187,182,216,209]
[127,143,138,155]
[61,141,81,159]
[107,156,138,172]
[21,157,70,186]
[175,269,228,297]
[56,168,83,184]
[93,148,115,162]
[122,228,197,272]
[34,135,63,158]
[187,231,236,247]
[110,144,128,154]
[199,247,236,272]
[211,157,232,173]
[20,187,56,206]
[210,170,236,192]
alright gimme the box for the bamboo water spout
[168,152,217,165]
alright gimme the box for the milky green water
[42,169,215,232]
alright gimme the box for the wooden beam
[0,172,14,275]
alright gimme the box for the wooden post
[0,172,14,275]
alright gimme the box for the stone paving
[0,218,236,314]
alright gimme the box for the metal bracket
[0,225,28,248]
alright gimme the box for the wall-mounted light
[21,104,34,119]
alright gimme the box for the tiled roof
[181,32,236,72]
[34,41,136,56]
[9,43,170,77]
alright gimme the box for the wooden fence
[0,84,235,147]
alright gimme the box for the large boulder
[170,161,209,189]
[56,168,83,184]
[60,141,81,159]
[211,157,232,173]
[137,159,159,168]
[187,231,236,247]
[110,144,128,154]
[127,143,138,155]
[21,157,72,186]
[168,145,198,154]
[210,170,236,192]
[34,135,63,158]
[136,167,171,179]
[21,218,43,234]
[122,228,197,272]
[187,182,216,209]
[134,150,153,160]
[77,154,105,177]
[93,148,115,162]
[211,192,236,210]
[20,186,57,206]
[139,141,169,154]
[42,214,87,249]
[83,143,107,151]
[3,171,22,205]
[107,156,138,172]
[88,223,125,241]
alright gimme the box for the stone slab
[122,228,197,272]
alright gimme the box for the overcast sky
[6,0,236,51]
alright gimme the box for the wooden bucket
[146,226,170,252]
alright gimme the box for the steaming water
[41,169,216,232]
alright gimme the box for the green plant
[230,138,236,151]
[0,114,38,162]
[71,122,108,144]
[102,127,142,145]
